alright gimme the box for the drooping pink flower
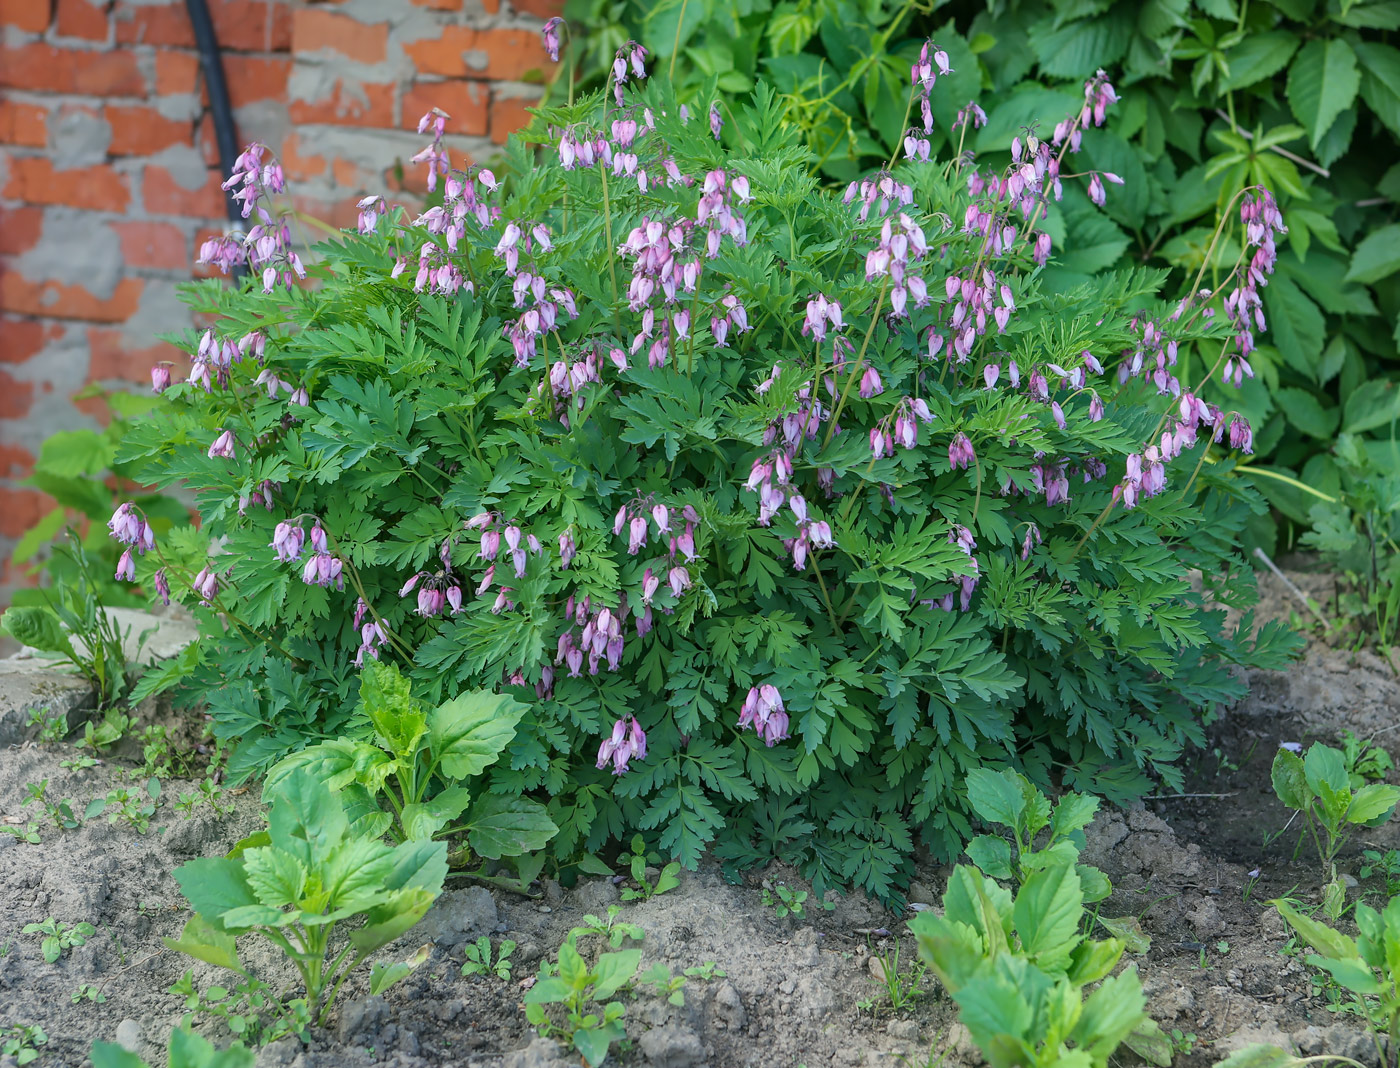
[597,716,646,774]
[114,550,135,582]
[542,17,564,62]
[948,432,976,470]
[270,521,305,563]
[207,429,236,459]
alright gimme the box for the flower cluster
[597,715,646,774]
[738,685,789,747]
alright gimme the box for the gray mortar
[16,207,124,299]
[50,107,112,169]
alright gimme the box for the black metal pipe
[184,0,243,229]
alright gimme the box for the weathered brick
[513,0,565,15]
[87,327,184,384]
[0,369,35,419]
[0,98,47,146]
[196,113,220,167]
[143,166,227,218]
[291,8,388,64]
[279,132,328,182]
[288,79,394,127]
[107,104,192,156]
[0,44,145,95]
[403,79,488,137]
[55,0,108,40]
[0,205,44,255]
[404,26,550,81]
[0,443,36,480]
[0,316,63,365]
[0,487,57,539]
[115,0,292,52]
[111,220,189,271]
[154,50,199,95]
[0,275,144,322]
[220,54,291,107]
[489,92,538,145]
[0,0,52,33]
[3,158,131,212]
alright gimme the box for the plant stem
[668,0,690,83]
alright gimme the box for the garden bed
[0,564,1395,1068]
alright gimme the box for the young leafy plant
[2,1024,47,1066]
[168,970,311,1045]
[165,767,447,1027]
[91,1026,255,1068]
[23,917,96,963]
[461,935,516,980]
[963,767,1111,902]
[1339,730,1395,791]
[618,834,681,900]
[911,860,1170,1068]
[525,939,642,1067]
[264,660,557,873]
[1273,896,1400,1068]
[1271,742,1400,874]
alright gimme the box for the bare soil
[1,563,1397,1068]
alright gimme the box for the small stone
[1186,897,1224,937]
[537,905,552,913]
[639,1022,705,1067]
[504,1037,575,1068]
[337,995,389,1041]
[419,887,498,946]
[571,877,620,911]
[543,879,564,906]
[255,1038,301,1068]
[886,1019,920,1040]
[711,980,746,1030]
[114,1019,142,1054]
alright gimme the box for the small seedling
[1271,742,1400,874]
[2,1024,47,1066]
[619,835,681,901]
[1169,1029,1197,1055]
[26,705,68,743]
[525,939,641,1067]
[638,962,687,1005]
[23,917,96,962]
[761,881,832,920]
[72,983,107,1003]
[91,1025,255,1068]
[81,708,132,752]
[1216,939,1231,956]
[87,776,162,833]
[169,969,311,1044]
[1360,849,1400,896]
[60,754,98,771]
[684,961,726,981]
[0,820,42,844]
[567,906,644,950]
[175,777,234,819]
[461,936,516,980]
[21,779,82,830]
[1339,729,1393,789]
[869,938,928,1012]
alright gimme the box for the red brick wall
[0,0,558,598]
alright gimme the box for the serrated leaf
[1287,39,1361,149]
[1345,224,1400,285]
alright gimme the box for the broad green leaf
[1271,750,1309,810]
[1223,32,1300,90]
[1,607,75,657]
[1097,915,1150,954]
[1273,898,1360,960]
[964,767,1026,830]
[1286,39,1361,149]
[1347,783,1400,825]
[1012,863,1083,970]
[573,1022,625,1068]
[241,847,308,909]
[360,660,426,761]
[954,974,1034,1049]
[171,858,261,927]
[427,690,529,780]
[351,886,439,953]
[1071,966,1148,1061]
[382,837,450,894]
[321,836,400,911]
[163,914,244,972]
[1303,744,1350,797]
[401,784,474,841]
[1212,1045,1306,1068]
[1273,388,1338,440]
[1342,380,1400,434]
[369,943,431,995]
[1262,274,1324,379]
[591,948,642,1000]
[966,834,1014,880]
[1308,955,1384,994]
[1346,224,1400,285]
[218,904,287,929]
[463,794,560,859]
[1077,864,1112,904]
[1049,793,1099,839]
[264,741,395,796]
[89,1043,146,1068]
[264,772,348,872]
[1124,1018,1173,1067]
[1068,935,1126,983]
[910,914,988,993]
[170,1025,256,1068]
